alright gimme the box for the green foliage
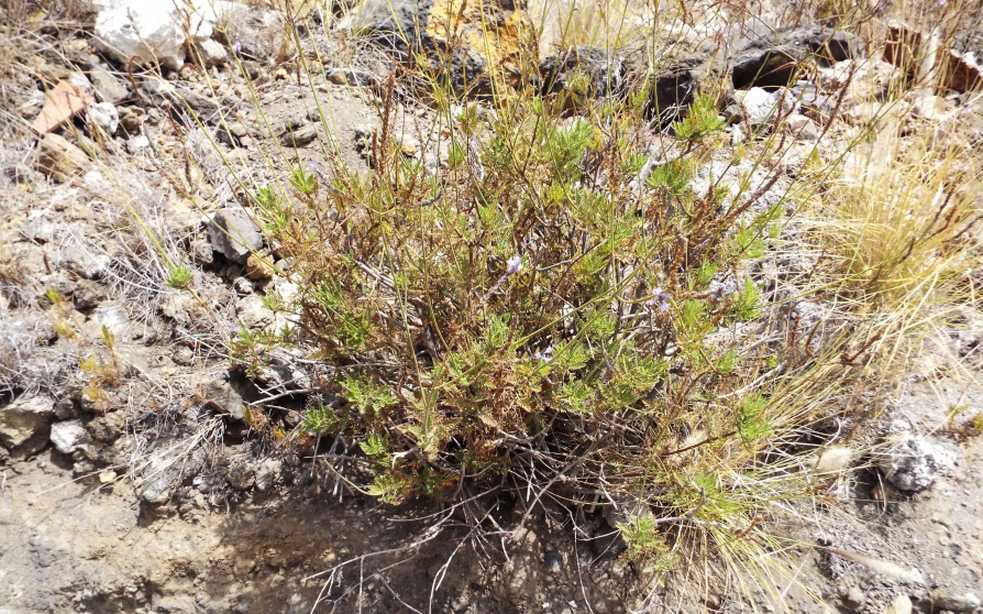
[290,167,318,196]
[736,394,772,444]
[340,376,398,417]
[166,264,193,289]
[731,279,761,322]
[646,158,693,197]
[672,94,725,142]
[617,513,674,565]
[301,403,340,435]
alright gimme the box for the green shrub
[247,90,806,558]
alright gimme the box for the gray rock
[87,101,119,135]
[19,89,45,118]
[88,62,130,104]
[50,420,92,455]
[0,396,55,450]
[18,211,57,244]
[342,0,432,52]
[86,303,132,340]
[883,594,912,614]
[341,0,492,94]
[237,294,274,330]
[198,374,249,421]
[161,291,195,325]
[173,345,195,366]
[252,348,311,391]
[226,462,255,491]
[280,123,318,147]
[60,248,111,280]
[840,584,865,609]
[254,458,282,491]
[878,434,956,492]
[733,87,797,126]
[223,5,284,61]
[140,456,181,504]
[326,67,380,88]
[208,207,263,264]
[232,276,254,296]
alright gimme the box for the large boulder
[93,0,226,69]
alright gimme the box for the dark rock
[344,0,434,54]
[207,207,263,264]
[646,58,703,126]
[731,26,861,89]
[538,47,626,106]
[280,123,318,147]
[53,396,80,421]
[72,279,108,311]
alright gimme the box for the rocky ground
[1,0,982,612]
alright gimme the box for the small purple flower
[647,287,671,313]
[506,255,522,275]
[233,40,242,56]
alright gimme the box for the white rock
[94,0,225,69]
[88,101,119,135]
[883,594,912,614]
[735,87,797,126]
[786,112,820,140]
[50,420,91,454]
[126,134,150,153]
[82,168,112,196]
[814,445,855,474]
[199,38,228,66]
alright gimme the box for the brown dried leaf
[31,80,94,134]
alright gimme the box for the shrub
[244,88,815,552]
